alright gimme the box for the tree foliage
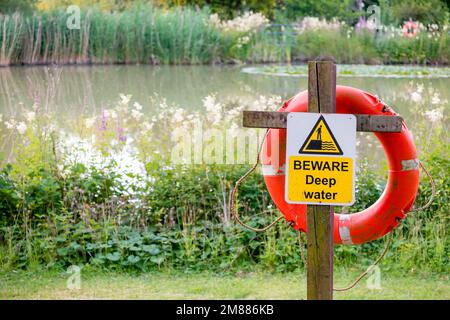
[0,0,37,14]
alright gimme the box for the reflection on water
[1,65,449,118]
[0,64,448,172]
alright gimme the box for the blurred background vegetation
[0,1,449,66]
[0,0,449,26]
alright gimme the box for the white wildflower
[214,12,269,33]
[173,111,184,123]
[131,109,143,120]
[295,17,342,33]
[203,95,221,113]
[238,36,250,45]
[431,93,441,105]
[85,117,96,128]
[16,122,27,134]
[209,13,221,29]
[119,94,131,105]
[422,108,444,123]
[5,119,16,129]
[142,121,154,132]
[411,92,422,103]
[25,111,36,122]
[133,102,143,111]
[212,112,222,125]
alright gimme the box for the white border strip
[339,215,353,245]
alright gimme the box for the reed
[0,5,225,66]
[1,5,448,66]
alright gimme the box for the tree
[180,0,277,19]
[389,0,449,26]
[278,0,363,24]
[0,0,37,14]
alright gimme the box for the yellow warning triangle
[299,115,343,155]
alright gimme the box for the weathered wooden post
[306,60,335,300]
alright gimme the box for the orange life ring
[261,86,420,245]
[402,20,419,38]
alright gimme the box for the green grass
[1,270,449,300]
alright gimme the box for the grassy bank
[0,5,449,66]
[1,270,448,299]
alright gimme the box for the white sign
[285,113,356,206]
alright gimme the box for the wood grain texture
[242,112,402,132]
[306,60,335,300]
[307,205,334,300]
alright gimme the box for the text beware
[293,160,349,172]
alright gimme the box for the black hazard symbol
[299,115,343,155]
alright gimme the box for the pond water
[0,64,448,172]
[1,65,449,118]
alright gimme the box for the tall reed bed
[0,6,224,66]
[1,6,449,66]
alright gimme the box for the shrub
[279,0,363,25]
[389,0,449,26]
[0,165,19,225]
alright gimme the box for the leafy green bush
[0,148,447,273]
[278,0,362,24]
[389,0,449,26]
[0,165,19,225]
[183,0,277,19]
[0,0,36,14]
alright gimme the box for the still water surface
[1,65,449,118]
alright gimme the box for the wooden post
[306,60,336,300]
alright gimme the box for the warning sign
[299,116,343,155]
[285,113,356,206]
